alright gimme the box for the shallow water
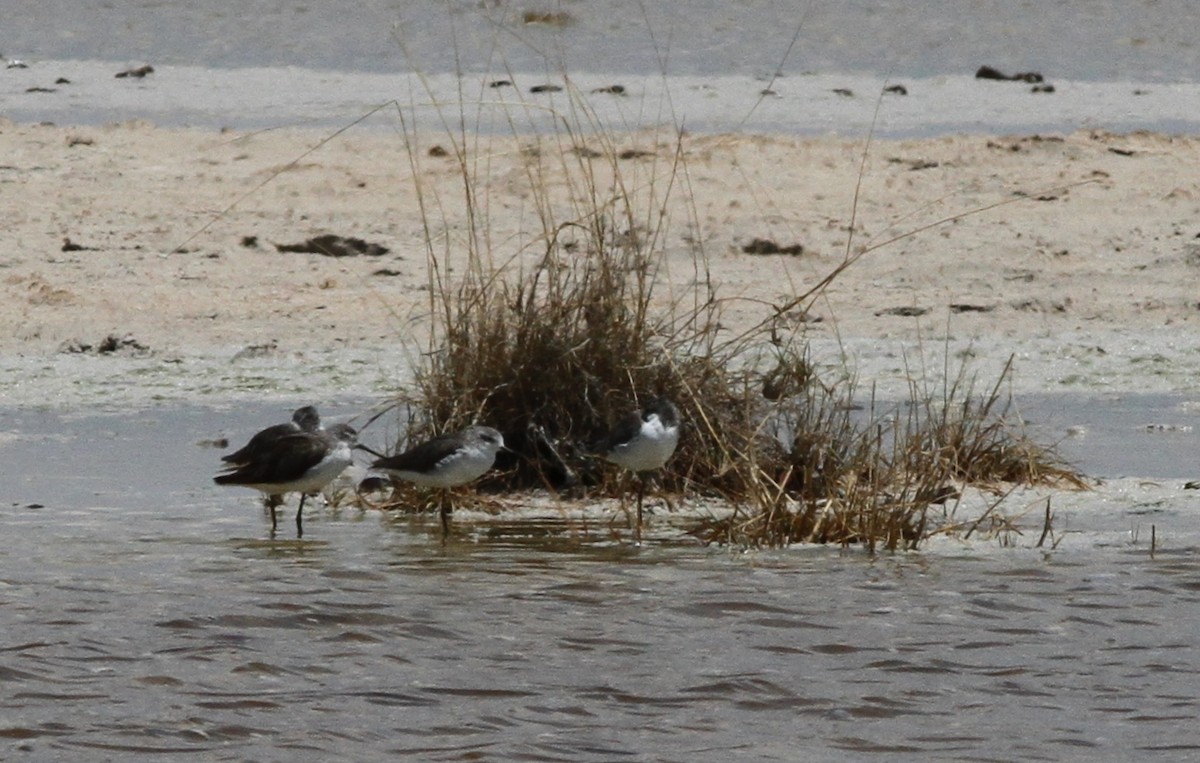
[3,400,1200,760]
[7,0,1199,81]
[1022,392,1200,480]
[6,2,1200,135]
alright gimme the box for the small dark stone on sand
[832,88,854,97]
[592,84,626,95]
[742,238,804,256]
[61,237,94,252]
[975,65,1044,83]
[275,234,389,258]
[116,64,155,79]
[427,145,448,157]
[488,80,513,89]
[884,84,908,95]
[874,306,929,317]
[97,334,148,354]
[62,334,150,355]
[888,158,939,171]
[530,84,563,93]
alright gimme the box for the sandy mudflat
[2,118,1200,407]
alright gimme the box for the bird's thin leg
[635,477,646,541]
[439,491,451,540]
[296,493,307,538]
[263,494,283,536]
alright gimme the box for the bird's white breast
[606,414,679,472]
[391,443,496,488]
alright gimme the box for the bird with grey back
[214,422,356,538]
[370,425,505,536]
[221,406,321,467]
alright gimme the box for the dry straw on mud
[368,55,1085,548]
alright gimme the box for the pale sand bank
[2,120,1200,409]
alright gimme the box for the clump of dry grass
[400,127,751,497]
[375,74,1085,548]
[691,354,1086,550]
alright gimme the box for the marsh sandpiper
[370,425,505,536]
[594,396,681,534]
[214,422,356,538]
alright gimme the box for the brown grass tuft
[371,74,1086,548]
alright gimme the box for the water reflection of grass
[379,513,703,561]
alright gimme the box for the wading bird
[370,426,505,536]
[214,422,357,538]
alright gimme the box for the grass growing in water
[372,65,1085,549]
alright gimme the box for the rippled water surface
[4,403,1200,760]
